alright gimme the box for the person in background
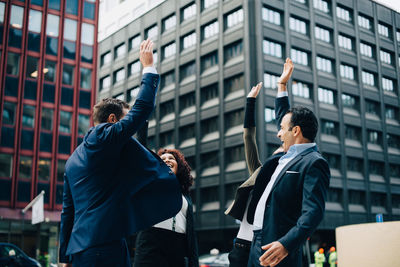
[314,248,326,267]
[134,148,198,267]
[328,246,337,267]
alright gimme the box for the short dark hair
[92,98,130,124]
[286,106,318,142]
[157,148,194,194]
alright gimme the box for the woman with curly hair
[134,148,198,267]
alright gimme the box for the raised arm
[243,82,263,175]
[59,175,74,265]
[275,58,294,130]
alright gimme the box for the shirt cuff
[277,91,288,98]
[142,66,158,75]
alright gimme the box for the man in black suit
[246,58,330,267]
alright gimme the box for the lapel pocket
[286,170,300,174]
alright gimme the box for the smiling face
[160,152,178,175]
[277,113,296,152]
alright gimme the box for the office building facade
[0,0,99,263]
[98,0,400,255]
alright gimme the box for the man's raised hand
[247,82,263,98]
[277,58,294,84]
[140,39,154,68]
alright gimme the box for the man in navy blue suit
[59,40,182,267]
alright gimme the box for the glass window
[290,17,307,35]
[22,105,35,128]
[224,40,243,62]
[44,60,57,82]
[83,0,95,20]
[338,34,352,50]
[385,105,398,121]
[46,14,59,37]
[380,50,392,65]
[113,68,125,84]
[6,52,20,76]
[2,102,17,125]
[78,114,90,135]
[19,156,32,179]
[339,64,355,80]
[336,5,351,22]
[38,158,51,181]
[81,23,94,45]
[358,14,372,31]
[264,73,280,90]
[127,87,140,103]
[201,117,218,139]
[179,92,195,114]
[159,131,174,147]
[201,84,218,106]
[41,108,53,131]
[59,111,72,133]
[10,5,24,29]
[100,75,111,91]
[182,32,196,50]
[365,100,380,117]
[0,154,13,178]
[49,0,60,10]
[100,51,111,66]
[345,125,361,140]
[129,35,141,51]
[160,100,175,119]
[360,42,373,58]
[57,159,67,182]
[316,56,332,73]
[162,42,176,59]
[203,0,218,10]
[224,74,244,96]
[28,9,42,33]
[361,71,375,87]
[62,64,74,86]
[0,2,5,23]
[378,23,389,38]
[226,9,243,29]
[182,3,196,21]
[114,43,126,59]
[315,26,331,43]
[382,77,394,92]
[263,40,282,58]
[180,61,196,81]
[161,71,175,89]
[80,68,92,89]
[202,20,219,40]
[66,0,78,15]
[162,14,176,32]
[128,61,140,77]
[225,109,244,130]
[290,48,308,66]
[262,6,281,25]
[313,0,329,13]
[292,81,311,99]
[201,51,218,72]
[265,107,276,123]
[26,56,39,79]
[145,25,158,39]
[318,87,335,104]
[64,19,77,41]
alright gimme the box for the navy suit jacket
[247,96,330,267]
[59,73,182,262]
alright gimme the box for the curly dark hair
[157,148,194,194]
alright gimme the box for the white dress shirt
[154,195,188,233]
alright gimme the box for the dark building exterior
[0,0,99,263]
[98,0,400,256]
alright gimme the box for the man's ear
[107,113,117,123]
[293,125,301,137]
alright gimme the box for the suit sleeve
[278,159,330,253]
[59,174,74,263]
[243,98,261,174]
[136,120,149,146]
[275,96,290,131]
[97,73,160,145]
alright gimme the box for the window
[340,64,354,80]
[62,64,74,86]
[181,3,196,22]
[263,40,282,58]
[224,40,243,62]
[63,18,77,59]
[179,92,195,114]
[225,109,244,131]
[59,111,72,133]
[100,76,111,91]
[265,108,276,123]
[264,73,280,90]
[145,25,158,39]
[397,30,400,42]
[290,48,308,66]
[367,130,381,145]
[44,60,57,82]
[385,105,398,121]
[182,32,196,50]
[128,60,140,77]
[315,26,331,43]
[202,20,219,40]
[360,42,373,58]
[316,56,332,73]
[348,190,365,206]
[290,17,307,35]
[382,77,394,92]
[361,71,375,86]
[390,164,400,178]
[162,42,176,59]
[323,153,340,170]
[338,34,352,50]
[22,105,35,129]
[318,87,335,104]
[347,158,363,173]
[66,0,78,15]
[224,74,244,97]
[113,68,125,84]
[342,93,357,109]
[313,0,329,13]
[345,125,361,141]
[127,87,140,103]
[180,61,196,81]
[201,51,218,72]
[225,145,245,166]
[28,9,42,52]
[162,14,176,32]
[202,0,218,10]
[10,5,24,29]
[179,124,195,146]
[160,101,175,120]
[46,14,59,55]
[83,0,95,20]
[201,84,218,106]
[80,23,94,63]
[336,5,351,22]
[292,81,311,99]
[262,6,281,25]
[378,23,390,38]
[225,9,243,29]
[2,102,16,125]
[201,117,218,140]
[160,130,175,147]
[358,14,372,31]
[114,43,126,59]
[129,35,141,51]
[380,50,392,65]
[80,68,91,89]
[365,100,380,117]
[387,134,400,149]
[100,51,111,67]
[321,120,337,135]
[19,156,32,179]
[160,71,175,89]
[371,192,387,209]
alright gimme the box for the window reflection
[66,0,78,15]
[78,114,90,135]
[57,159,67,182]
[10,5,24,29]
[59,111,72,133]
[6,52,20,76]
[26,56,39,79]
[38,158,51,181]
[19,156,33,179]
[49,0,60,10]
[2,102,16,125]
[28,10,42,51]
[0,154,13,178]
[80,68,92,89]
[64,19,77,59]
[44,60,57,82]
[81,23,94,45]
[63,64,74,85]
[22,105,36,129]
[46,14,59,55]
[84,1,95,20]
[41,108,53,131]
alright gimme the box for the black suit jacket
[246,96,330,267]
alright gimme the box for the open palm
[278,58,294,84]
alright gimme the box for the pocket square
[286,171,299,174]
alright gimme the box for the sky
[373,0,400,12]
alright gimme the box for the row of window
[100,7,244,67]
[263,2,400,41]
